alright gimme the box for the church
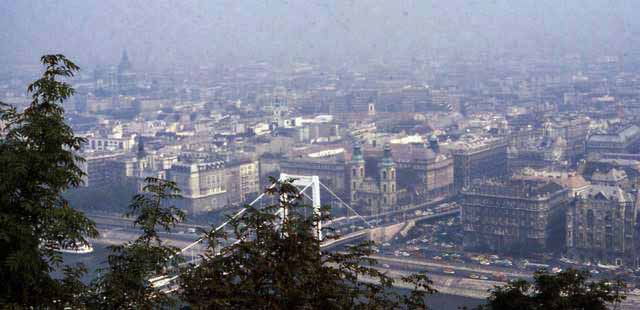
[349,143,397,216]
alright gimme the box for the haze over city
[3,1,640,309]
[3,1,640,69]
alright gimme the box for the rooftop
[462,179,566,200]
[578,185,633,203]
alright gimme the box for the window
[383,184,387,193]
[352,168,356,177]
[360,167,364,177]
[383,171,387,180]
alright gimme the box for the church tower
[378,144,396,210]
[349,142,365,203]
[117,50,136,94]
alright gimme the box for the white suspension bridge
[149,173,376,292]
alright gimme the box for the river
[61,242,483,309]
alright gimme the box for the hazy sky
[2,0,640,69]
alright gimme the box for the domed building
[117,50,137,95]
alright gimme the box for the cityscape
[3,1,640,309]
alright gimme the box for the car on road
[494,259,513,267]
[443,268,455,275]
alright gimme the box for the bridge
[148,173,460,292]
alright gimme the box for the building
[591,168,629,188]
[349,90,377,113]
[85,134,137,152]
[587,125,640,154]
[449,137,508,191]
[461,180,569,254]
[78,152,125,187]
[94,65,118,95]
[401,86,430,112]
[514,168,590,197]
[225,160,260,205]
[117,50,137,94]
[112,152,178,187]
[349,143,397,216]
[280,154,348,196]
[393,136,454,201]
[543,115,590,162]
[93,50,137,96]
[566,185,638,267]
[167,161,228,214]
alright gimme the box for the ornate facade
[566,185,638,267]
[349,143,397,215]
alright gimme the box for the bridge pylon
[279,173,323,240]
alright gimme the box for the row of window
[351,167,396,180]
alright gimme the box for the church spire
[136,136,146,158]
[352,141,364,163]
[381,143,394,166]
[118,49,132,73]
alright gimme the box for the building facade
[566,185,638,267]
[451,138,508,191]
[225,160,261,205]
[461,180,569,254]
[167,161,228,214]
[394,137,454,201]
[587,125,640,154]
[349,143,397,215]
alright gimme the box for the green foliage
[478,268,626,310]
[0,55,98,307]
[55,263,93,308]
[179,177,436,309]
[91,177,185,309]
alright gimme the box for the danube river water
[60,242,483,309]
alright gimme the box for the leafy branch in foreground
[91,177,185,309]
[179,177,436,309]
[0,54,97,307]
[477,268,626,310]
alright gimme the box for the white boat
[597,263,619,270]
[560,257,578,265]
[42,240,94,254]
[56,242,94,254]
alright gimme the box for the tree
[91,177,185,309]
[179,177,436,309]
[0,55,98,307]
[478,269,626,310]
